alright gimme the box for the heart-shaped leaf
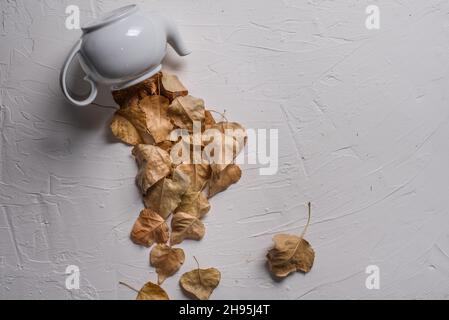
[136,281,169,300]
[180,265,220,300]
[150,244,185,284]
[171,212,205,245]
[130,208,169,247]
[144,168,190,219]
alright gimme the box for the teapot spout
[159,15,191,56]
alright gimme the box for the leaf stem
[119,281,139,293]
[208,109,228,122]
[193,256,203,284]
[300,202,312,239]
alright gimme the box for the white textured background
[1,0,449,299]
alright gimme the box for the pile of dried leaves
[110,72,244,299]
[110,72,315,300]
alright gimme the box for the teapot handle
[60,40,98,106]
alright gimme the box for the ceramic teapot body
[60,4,190,106]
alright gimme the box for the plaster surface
[1,0,449,299]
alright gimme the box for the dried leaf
[175,189,210,218]
[161,73,188,101]
[110,114,143,145]
[113,99,153,144]
[116,95,173,144]
[208,164,241,198]
[178,164,211,192]
[150,244,185,284]
[136,281,169,300]
[132,144,172,194]
[130,208,169,247]
[204,122,246,172]
[144,168,190,219]
[180,267,221,300]
[112,73,161,106]
[267,235,314,277]
[266,203,315,278]
[138,95,173,143]
[168,95,205,132]
[171,211,205,245]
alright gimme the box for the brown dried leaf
[112,72,161,106]
[117,95,172,144]
[110,114,143,145]
[204,122,247,173]
[161,73,188,102]
[113,99,153,144]
[138,95,173,143]
[178,164,211,192]
[208,164,241,198]
[136,281,169,300]
[175,189,210,218]
[150,244,185,284]
[144,167,190,219]
[267,235,314,277]
[168,95,205,132]
[171,211,205,245]
[266,203,315,278]
[130,208,169,247]
[132,144,172,194]
[180,267,221,300]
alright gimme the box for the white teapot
[60,4,191,106]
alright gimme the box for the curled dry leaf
[144,167,190,219]
[132,144,172,194]
[175,189,210,218]
[168,95,205,132]
[112,72,161,106]
[180,266,221,300]
[110,114,143,146]
[150,244,185,284]
[130,208,169,247]
[136,281,169,300]
[208,164,242,198]
[266,202,315,278]
[161,73,188,102]
[171,211,205,245]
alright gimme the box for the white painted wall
[1,0,449,299]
